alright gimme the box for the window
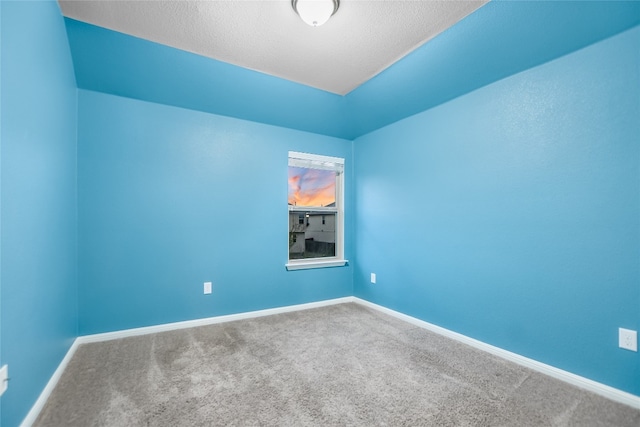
[286,151,347,270]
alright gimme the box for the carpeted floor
[35,303,640,426]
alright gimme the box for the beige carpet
[35,303,640,426]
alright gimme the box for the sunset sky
[288,167,336,207]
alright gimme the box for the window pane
[289,211,336,259]
[288,166,336,207]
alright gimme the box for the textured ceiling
[58,0,488,95]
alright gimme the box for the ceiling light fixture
[292,0,340,27]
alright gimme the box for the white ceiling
[58,0,488,95]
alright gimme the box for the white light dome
[292,0,340,27]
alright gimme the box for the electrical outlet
[370,273,376,284]
[619,328,637,352]
[0,365,8,396]
[204,282,212,295]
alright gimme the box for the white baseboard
[77,296,355,344]
[352,297,640,410]
[20,339,81,427]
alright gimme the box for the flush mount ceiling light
[292,0,340,27]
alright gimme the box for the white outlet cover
[619,328,637,352]
[371,273,376,284]
[0,365,8,396]
[204,282,212,295]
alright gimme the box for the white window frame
[286,151,347,271]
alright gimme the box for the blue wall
[77,90,353,335]
[0,1,3,421]
[348,0,640,138]
[1,1,78,426]
[353,26,640,396]
[64,17,352,139]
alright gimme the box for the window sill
[285,259,349,271]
